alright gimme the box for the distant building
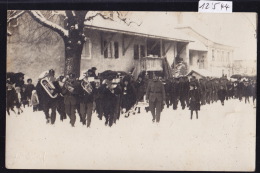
[176,26,234,77]
[232,59,256,76]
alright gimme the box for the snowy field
[6,98,256,171]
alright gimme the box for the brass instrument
[81,80,93,94]
[40,77,58,98]
[64,80,75,93]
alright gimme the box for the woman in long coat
[134,75,146,113]
[188,83,201,120]
[121,76,136,117]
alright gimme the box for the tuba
[40,77,58,98]
[81,80,93,94]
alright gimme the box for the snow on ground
[6,98,256,171]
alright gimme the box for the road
[6,98,256,171]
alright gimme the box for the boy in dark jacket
[189,83,200,119]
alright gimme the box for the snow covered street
[6,98,256,171]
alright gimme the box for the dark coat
[6,88,17,107]
[134,80,146,101]
[121,83,136,111]
[244,85,252,97]
[188,89,200,111]
[36,80,60,110]
[217,89,227,101]
[26,84,35,99]
[170,81,180,100]
[78,80,96,104]
[179,80,190,98]
[102,86,119,115]
[205,80,213,93]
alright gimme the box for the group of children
[6,78,39,115]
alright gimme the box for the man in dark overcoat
[170,77,180,110]
[36,69,59,124]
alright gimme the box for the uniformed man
[79,72,96,128]
[146,72,166,123]
[61,73,80,127]
[36,69,59,125]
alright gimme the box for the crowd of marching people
[6,68,256,128]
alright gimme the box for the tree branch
[28,10,69,39]
[85,12,113,21]
[116,11,142,26]
[7,10,25,23]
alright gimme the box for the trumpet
[40,77,58,98]
[81,80,93,94]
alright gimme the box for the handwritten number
[205,3,209,9]
[199,2,231,12]
[213,2,220,10]
[199,3,205,9]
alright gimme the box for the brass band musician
[61,73,80,127]
[36,69,59,124]
[78,71,96,128]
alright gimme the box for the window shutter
[134,44,139,60]
[114,42,119,59]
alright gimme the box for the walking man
[146,72,165,123]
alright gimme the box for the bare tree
[8,10,141,77]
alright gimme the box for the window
[140,45,145,58]
[134,44,139,60]
[104,40,112,58]
[134,44,145,60]
[104,40,119,59]
[114,42,119,59]
[81,38,92,59]
[212,49,215,61]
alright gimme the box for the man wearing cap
[36,69,59,124]
[91,67,97,78]
[62,72,81,127]
[78,72,96,128]
[146,72,166,123]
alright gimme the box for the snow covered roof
[84,16,194,43]
[188,68,221,78]
[175,26,234,48]
[188,38,207,51]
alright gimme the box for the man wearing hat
[62,72,81,127]
[78,71,96,128]
[146,72,166,123]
